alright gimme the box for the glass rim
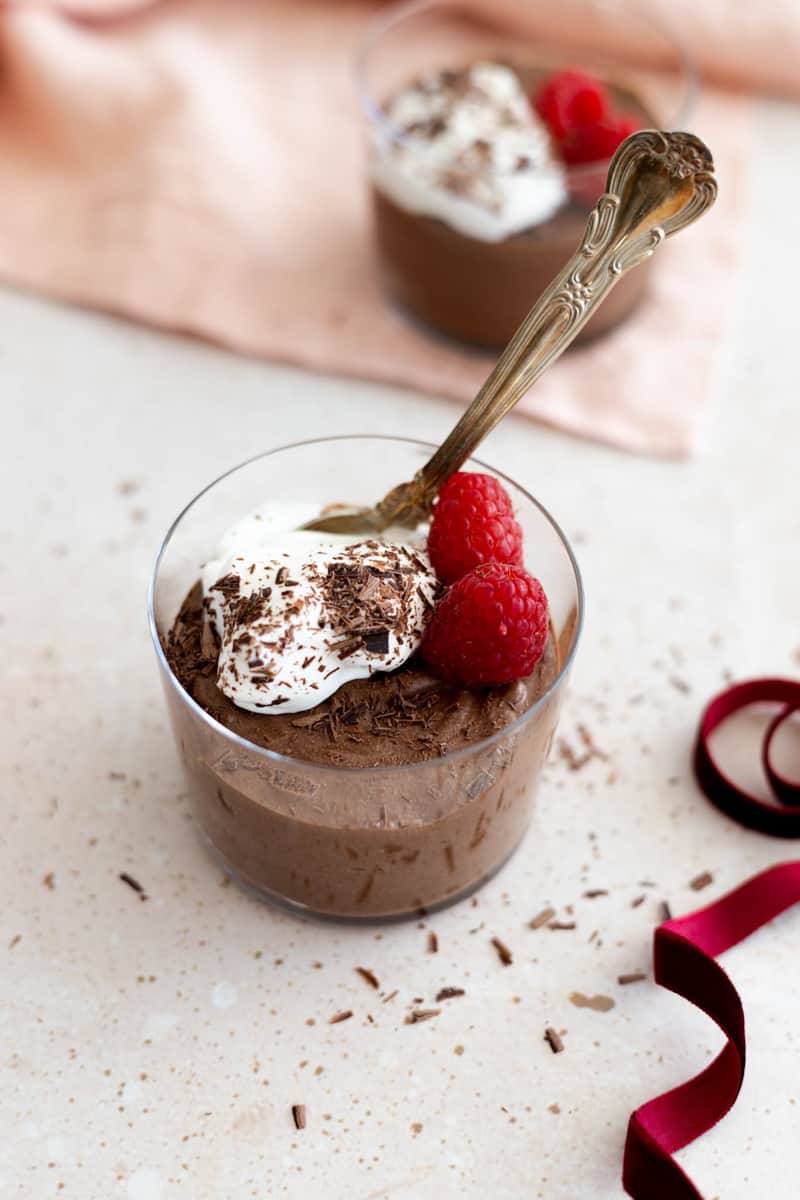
[353,0,698,179]
[147,434,584,777]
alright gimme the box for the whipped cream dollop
[371,61,566,242]
[201,502,438,715]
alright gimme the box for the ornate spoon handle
[377,131,717,526]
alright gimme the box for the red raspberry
[427,472,523,585]
[534,70,610,141]
[422,563,549,688]
[561,113,642,165]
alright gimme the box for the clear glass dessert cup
[356,0,696,349]
[148,436,583,922]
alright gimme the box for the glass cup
[148,436,583,921]
[356,0,696,349]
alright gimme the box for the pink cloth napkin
[0,1,753,455]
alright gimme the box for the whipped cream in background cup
[355,0,696,349]
[148,436,583,922]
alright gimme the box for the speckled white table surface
[3,98,800,1200]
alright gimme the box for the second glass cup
[149,436,583,921]
[356,0,695,349]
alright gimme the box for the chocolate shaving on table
[577,723,609,761]
[569,992,615,1012]
[291,1104,306,1130]
[529,906,556,929]
[119,872,147,900]
[491,936,513,965]
[631,895,646,909]
[381,990,398,1005]
[405,1008,440,1024]
[355,967,380,990]
[583,889,608,899]
[690,871,714,891]
[436,987,465,1002]
[427,931,439,954]
[618,972,648,986]
[544,1027,564,1054]
[548,921,576,931]
[660,900,673,922]
[329,1010,353,1025]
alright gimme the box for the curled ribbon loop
[763,704,800,807]
[624,679,800,1198]
[623,861,800,1199]
[694,678,800,835]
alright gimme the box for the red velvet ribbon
[623,679,800,1199]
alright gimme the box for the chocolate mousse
[167,582,558,768]
[163,582,560,918]
[154,474,576,921]
[370,61,654,348]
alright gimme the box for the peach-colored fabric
[0,1,752,455]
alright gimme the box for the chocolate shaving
[569,992,615,1012]
[544,1027,564,1054]
[275,567,289,585]
[363,629,391,656]
[660,900,673,922]
[405,1008,440,1024]
[427,931,439,954]
[291,1104,306,1130]
[548,921,576,931]
[119,872,147,900]
[329,1010,353,1025]
[583,889,608,899]
[355,967,380,990]
[631,895,646,909]
[690,871,714,891]
[529,906,556,929]
[435,987,465,1002]
[618,972,647,986]
[211,573,240,599]
[491,936,513,966]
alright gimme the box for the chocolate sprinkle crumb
[529,906,556,929]
[544,1027,564,1054]
[630,895,646,909]
[690,871,713,891]
[548,921,576,931]
[405,1008,441,1024]
[491,936,513,965]
[291,1104,307,1130]
[427,931,439,954]
[355,967,380,990]
[583,889,608,899]
[329,1010,353,1025]
[618,972,647,986]
[436,987,465,1002]
[119,872,147,900]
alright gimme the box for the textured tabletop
[3,99,799,1200]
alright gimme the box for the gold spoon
[303,130,717,535]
